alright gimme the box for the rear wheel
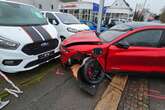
[78,58,105,85]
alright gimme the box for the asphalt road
[1,60,107,110]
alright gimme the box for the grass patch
[0,61,60,100]
[0,90,10,100]
[20,63,59,87]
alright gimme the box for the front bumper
[0,49,60,73]
[60,46,87,66]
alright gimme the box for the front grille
[22,39,59,55]
[24,52,60,68]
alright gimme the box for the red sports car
[61,22,165,84]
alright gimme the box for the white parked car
[0,1,61,73]
[42,11,90,40]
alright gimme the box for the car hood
[68,24,89,31]
[0,24,58,45]
[62,31,102,47]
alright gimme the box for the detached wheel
[78,58,105,85]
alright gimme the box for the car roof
[80,20,93,23]
[111,22,165,31]
[124,22,165,29]
[0,0,33,7]
[42,11,70,15]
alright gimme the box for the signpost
[97,0,105,33]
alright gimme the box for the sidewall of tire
[78,58,105,85]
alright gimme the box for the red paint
[53,67,65,76]
[61,25,165,74]
[145,89,165,100]
[148,89,161,94]
[62,31,101,46]
[145,94,165,100]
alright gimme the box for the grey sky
[83,0,165,14]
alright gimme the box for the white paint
[0,100,10,109]
[0,72,23,98]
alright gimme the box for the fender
[96,55,106,72]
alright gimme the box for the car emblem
[41,42,49,47]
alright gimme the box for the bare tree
[160,7,165,23]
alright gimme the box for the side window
[87,22,95,27]
[46,13,58,24]
[159,31,165,47]
[121,30,163,47]
[41,12,44,16]
[39,4,42,9]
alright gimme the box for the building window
[64,10,68,13]
[60,9,63,12]
[39,4,42,9]
[51,4,54,10]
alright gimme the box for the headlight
[0,36,20,50]
[67,27,79,33]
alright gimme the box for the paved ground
[0,60,107,110]
[118,75,165,110]
[1,60,165,110]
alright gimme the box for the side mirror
[92,48,103,56]
[115,41,130,49]
[48,19,59,25]
[95,32,100,36]
[52,20,58,25]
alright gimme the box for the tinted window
[46,13,58,24]
[86,22,96,27]
[99,30,127,42]
[46,13,56,20]
[55,13,80,24]
[121,30,163,47]
[159,31,165,47]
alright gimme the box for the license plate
[38,51,54,59]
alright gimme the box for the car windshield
[0,1,47,26]
[99,24,132,42]
[55,13,80,25]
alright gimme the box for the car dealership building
[9,0,133,23]
[59,0,133,22]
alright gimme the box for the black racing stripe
[34,26,52,40]
[22,26,43,42]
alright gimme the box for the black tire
[78,58,105,85]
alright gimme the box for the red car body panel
[62,31,101,46]
[107,45,158,73]
[61,23,165,74]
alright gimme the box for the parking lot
[0,60,107,110]
[0,60,165,110]
[0,0,165,110]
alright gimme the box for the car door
[46,12,62,37]
[106,29,163,73]
[46,12,59,25]
[155,31,165,73]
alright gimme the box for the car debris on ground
[0,72,23,109]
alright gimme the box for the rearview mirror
[48,19,59,25]
[52,20,58,25]
[115,41,130,49]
